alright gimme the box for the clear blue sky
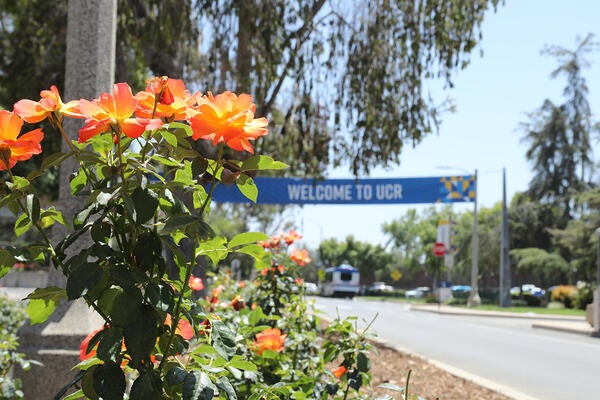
[296,1,600,249]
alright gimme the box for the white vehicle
[304,282,319,295]
[320,264,360,298]
[405,286,430,299]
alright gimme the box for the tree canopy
[1,0,500,180]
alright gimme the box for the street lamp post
[499,167,511,307]
[467,169,481,307]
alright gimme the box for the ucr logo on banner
[432,242,446,257]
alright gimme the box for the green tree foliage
[196,0,500,176]
[509,248,570,288]
[521,34,598,225]
[0,0,501,178]
[515,34,599,285]
[508,191,555,251]
[382,206,477,287]
[542,33,598,187]
[521,100,574,226]
[319,236,393,285]
[0,0,200,199]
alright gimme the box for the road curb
[410,304,586,321]
[531,321,594,336]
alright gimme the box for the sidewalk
[410,303,596,336]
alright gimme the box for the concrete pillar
[17,1,116,398]
[593,288,600,337]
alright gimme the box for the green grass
[458,304,586,317]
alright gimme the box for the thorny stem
[404,369,412,400]
[51,114,98,188]
[198,143,225,217]
[5,167,57,262]
[158,259,195,371]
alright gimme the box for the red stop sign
[432,242,446,257]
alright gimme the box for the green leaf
[165,366,188,386]
[174,160,194,187]
[8,175,31,191]
[146,282,174,313]
[235,244,271,269]
[0,191,21,209]
[25,287,67,325]
[133,231,162,270]
[95,191,113,207]
[27,151,71,181]
[227,358,257,372]
[110,286,143,326]
[150,154,182,167]
[215,376,237,400]
[70,169,88,195]
[0,249,16,270]
[14,212,31,237]
[66,263,105,300]
[183,371,216,400]
[236,174,257,203]
[260,349,278,359]
[61,389,86,400]
[40,207,66,228]
[229,232,269,248]
[124,305,158,363]
[191,157,208,177]
[26,193,40,225]
[160,129,179,147]
[131,187,159,223]
[357,352,370,372]
[96,286,121,316]
[81,367,100,400]
[165,121,193,136]
[130,371,162,400]
[92,362,125,400]
[96,326,124,363]
[195,236,228,265]
[163,215,198,233]
[211,321,236,360]
[241,155,288,171]
[247,306,264,326]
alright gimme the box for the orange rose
[290,248,311,266]
[332,365,347,379]
[13,85,81,123]
[0,110,43,170]
[188,275,204,291]
[77,83,162,142]
[253,328,286,355]
[187,91,268,153]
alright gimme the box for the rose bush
[0,78,388,399]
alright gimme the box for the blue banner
[212,175,475,205]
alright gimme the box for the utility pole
[499,167,512,307]
[467,169,481,307]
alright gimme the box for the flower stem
[158,260,194,371]
[198,143,224,217]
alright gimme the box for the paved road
[314,297,600,400]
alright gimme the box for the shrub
[0,296,36,399]
[445,297,467,306]
[522,293,543,307]
[574,282,594,310]
[550,285,577,309]
[479,288,499,305]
